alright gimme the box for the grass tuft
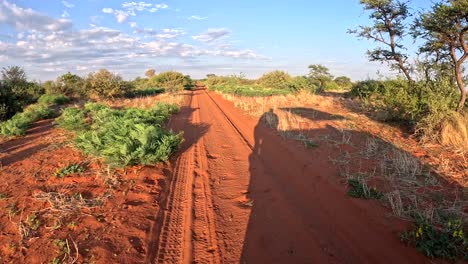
[347,178,384,200]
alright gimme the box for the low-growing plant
[55,107,87,131]
[26,212,41,230]
[55,163,87,178]
[401,217,467,260]
[347,178,384,200]
[38,94,70,105]
[59,103,182,167]
[0,103,53,136]
[303,140,319,149]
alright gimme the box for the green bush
[85,69,132,99]
[350,80,386,98]
[55,107,87,131]
[257,71,293,90]
[0,103,53,136]
[323,81,341,91]
[1,67,45,121]
[126,88,165,98]
[58,103,181,167]
[210,85,293,97]
[204,74,253,87]
[148,71,192,92]
[290,76,318,93]
[38,94,70,105]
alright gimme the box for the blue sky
[0,0,433,81]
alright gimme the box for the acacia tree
[414,0,468,111]
[308,64,333,89]
[349,0,413,82]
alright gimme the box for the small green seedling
[55,163,87,178]
[347,178,383,200]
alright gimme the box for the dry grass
[107,92,188,109]
[440,111,468,151]
[34,191,110,215]
[217,89,468,225]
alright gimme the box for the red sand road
[155,88,428,263]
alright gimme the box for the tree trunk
[454,63,467,111]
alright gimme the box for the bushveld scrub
[401,216,467,260]
[1,66,45,121]
[85,69,132,99]
[209,85,293,97]
[0,103,53,136]
[37,94,70,105]
[349,79,466,150]
[256,70,294,90]
[125,87,165,98]
[58,103,181,167]
[146,71,193,92]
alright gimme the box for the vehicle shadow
[240,107,463,263]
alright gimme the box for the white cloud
[61,10,70,18]
[102,2,168,23]
[102,8,113,13]
[0,1,265,80]
[0,0,72,32]
[189,15,207,21]
[61,1,74,8]
[193,28,230,42]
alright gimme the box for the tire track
[155,144,194,264]
[154,90,219,264]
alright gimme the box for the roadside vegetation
[204,68,353,97]
[56,102,181,167]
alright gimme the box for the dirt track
[153,88,428,263]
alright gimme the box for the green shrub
[350,80,386,98]
[126,88,165,98]
[401,217,467,260]
[204,74,253,87]
[323,81,341,91]
[0,114,31,136]
[1,67,45,121]
[334,76,353,89]
[290,76,318,93]
[85,69,132,99]
[55,107,87,131]
[0,103,53,136]
[148,71,192,92]
[257,71,293,90]
[58,103,181,167]
[210,85,293,97]
[38,94,70,105]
